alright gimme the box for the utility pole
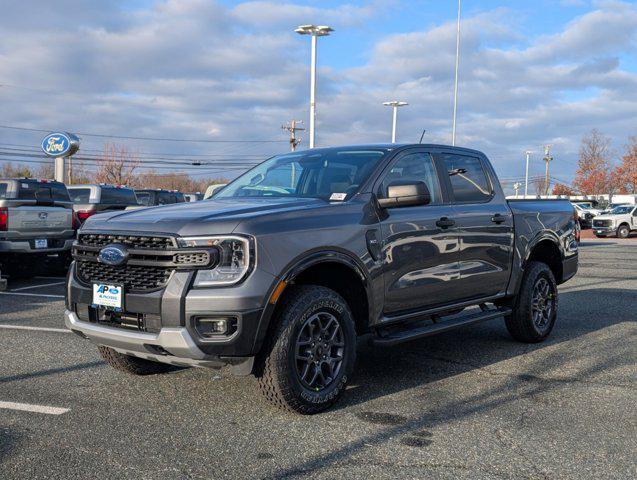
[282,120,305,151]
[543,145,553,196]
[524,150,532,197]
[513,182,521,198]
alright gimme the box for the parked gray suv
[1,178,76,278]
[65,144,578,413]
[67,184,139,225]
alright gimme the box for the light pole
[383,101,408,143]
[524,150,532,197]
[452,0,461,146]
[295,24,333,149]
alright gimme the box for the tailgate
[7,206,72,235]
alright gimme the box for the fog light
[194,316,237,338]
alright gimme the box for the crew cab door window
[380,152,442,203]
[158,192,175,205]
[442,154,493,203]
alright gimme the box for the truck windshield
[215,148,389,200]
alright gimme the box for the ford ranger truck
[1,178,77,278]
[65,144,578,414]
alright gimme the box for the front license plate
[34,239,48,249]
[93,284,123,310]
[595,230,603,234]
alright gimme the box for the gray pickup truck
[65,144,578,413]
[1,178,76,278]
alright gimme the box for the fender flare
[252,248,375,353]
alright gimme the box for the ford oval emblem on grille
[98,245,128,266]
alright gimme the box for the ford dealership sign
[41,132,80,157]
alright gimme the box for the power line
[0,125,288,144]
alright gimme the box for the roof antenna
[419,129,427,143]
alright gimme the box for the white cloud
[0,0,636,185]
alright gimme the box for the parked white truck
[592,205,637,238]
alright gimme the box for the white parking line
[0,325,70,333]
[0,292,64,299]
[10,281,65,292]
[0,401,69,415]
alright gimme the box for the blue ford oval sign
[98,245,128,266]
[41,132,80,157]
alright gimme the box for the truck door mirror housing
[377,181,431,208]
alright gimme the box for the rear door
[377,149,461,314]
[438,152,513,299]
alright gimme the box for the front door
[377,150,461,315]
[439,152,514,300]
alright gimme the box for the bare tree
[94,143,141,187]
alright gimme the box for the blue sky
[1,0,636,190]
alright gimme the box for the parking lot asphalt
[0,240,635,480]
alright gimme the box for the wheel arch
[253,249,374,355]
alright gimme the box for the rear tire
[617,224,630,238]
[505,261,558,343]
[98,346,173,375]
[256,285,356,414]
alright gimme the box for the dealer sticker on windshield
[330,193,347,201]
[93,284,123,309]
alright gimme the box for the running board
[372,307,511,347]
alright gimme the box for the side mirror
[377,181,431,209]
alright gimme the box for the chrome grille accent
[593,219,612,227]
[78,233,176,250]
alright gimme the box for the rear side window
[174,192,186,203]
[442,154,492,203]
[17,181,70,201]
[0,183,7,199]
[69,188,91,203]
[101,188,138,205]
[136,192,151,205]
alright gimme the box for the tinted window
[17,181,70,201]
[68,188,91,203]
[0,183,7,199]
[216,149,387,199]
[443,154,492,202]
[100,187,138,205]
[158,192,175,205]
[174,192,186,203]
[380,152,442,205]
[136,192,151,205]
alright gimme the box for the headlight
[177,235,253,286]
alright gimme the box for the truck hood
[80,197,327,236]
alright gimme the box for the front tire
[98,346,173,375]
[256,285,356,414]
[617,224,630,238]
[505,261,558,343]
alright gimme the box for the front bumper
[592,226,615,236]
[66,262,277,368]
[0,238,75,254]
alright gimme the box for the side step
[372,307,512,347]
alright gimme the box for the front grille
[73,232,217,293]
[78,233,175,249]
[78,261,171,292]
[593,219,612,227]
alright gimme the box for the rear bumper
[0,238,75,254]
[65,309,253,370]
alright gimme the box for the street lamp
[295,24,333,149]
[452,0,461,146]
[382,101,408,143]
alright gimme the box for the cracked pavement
[0,239,635,479]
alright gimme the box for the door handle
[436,217,455,228]
[491,213,508,224]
